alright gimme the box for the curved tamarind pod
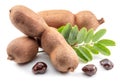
[41,27,79,72]
[9,5,48,37]
[38,10,75,28]
[75,11,104,30]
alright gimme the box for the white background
[0,0,120,83]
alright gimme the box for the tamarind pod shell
[10,5,48,37]
[38,10,75,28]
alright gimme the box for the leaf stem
[75,42,95,48]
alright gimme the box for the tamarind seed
[100,59,114,70]
[32,62,47,74]
[82,64,97,76]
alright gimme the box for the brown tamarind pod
[38,10,75,28]
[75,11,104,30]
[41,28,79,72]
[7,36,39,64]
[9,5,48,37]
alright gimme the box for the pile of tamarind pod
[7,5,104,73]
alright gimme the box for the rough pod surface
[7,36,39,64]
[41,28,79,72]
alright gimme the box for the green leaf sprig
[58,23,115,63]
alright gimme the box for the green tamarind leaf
[58,26,64,33]
[73,47,88,63]
[94,43,111,56]
[97,39,116,46]
[92,29,106,42]
[61,23,72,41]
[85,44,99,54]
[79,46,93,61]
[77,27,87,44]
[68,25,79,45]
[84,28,94,43]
